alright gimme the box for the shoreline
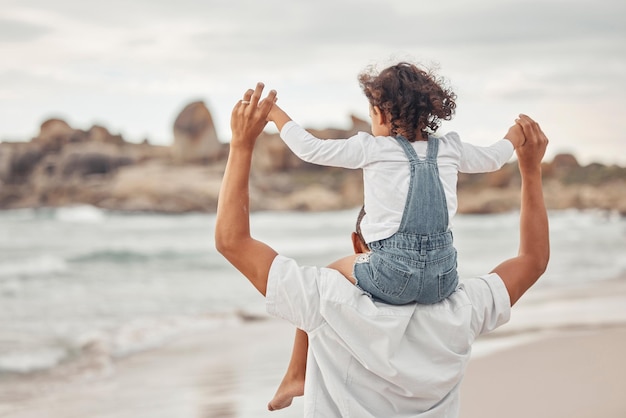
[0,275,625,417]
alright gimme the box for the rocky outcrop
[0,106,624,215]
[99,162,225,212]
[171,101,227,164]
[0,118,170,209]
[456,154,626,214]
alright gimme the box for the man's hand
[514,114,548,173]
[230,82,276,150]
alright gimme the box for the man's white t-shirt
[266,255,511,417]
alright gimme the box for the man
[215,83,549,417]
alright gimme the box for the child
[265,62,525,410]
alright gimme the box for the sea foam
[0,255,68,279]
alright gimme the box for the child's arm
[267,102,293,132]
[458,123,525,174]
[267,103,369,169]
[503,123,526,149]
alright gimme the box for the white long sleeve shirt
[280,121,515,243]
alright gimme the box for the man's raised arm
[215,83,278,296]
[492,115,550,306]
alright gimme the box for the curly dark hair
[358,62,457,142]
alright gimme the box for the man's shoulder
[268,255,413,315]
[268,255,511,335]
[457,273,510,306]
[460,272,507,295]
[266,255,326,331]
[457,273,511,335]
[268,254,323,292]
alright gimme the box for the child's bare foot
[267,376,304,411]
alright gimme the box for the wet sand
[1,277,625,418]
[461,327,626,418]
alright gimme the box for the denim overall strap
[425,135,439,163]
[394,136,449,236]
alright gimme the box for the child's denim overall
[353,135,459,305]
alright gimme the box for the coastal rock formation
[0,104,624,215]
[0,118,169,209]
[171,101,226,164]
[457,154,626,214]
[37,119,74,145]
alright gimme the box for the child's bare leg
[327,253,361,285]
[268,254,360,411]
[268,328,308,411]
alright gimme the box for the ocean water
[0,206,624,376]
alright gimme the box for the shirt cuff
[481,272,512,326]
[279,120,299,138]
[265,254,282,319]
[499,138,516,155]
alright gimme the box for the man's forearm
[215,142,278,296]
[493,165,549,305]
[215,146,253,252]
[518,166,550,277]
[491,115,549,305]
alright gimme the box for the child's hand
[267,101,293,132]
[266,100,280,122]
[505,122,526,148]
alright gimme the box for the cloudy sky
[1,0,624,164]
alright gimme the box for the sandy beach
[1,277,625,418]
[461,327,626,418]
